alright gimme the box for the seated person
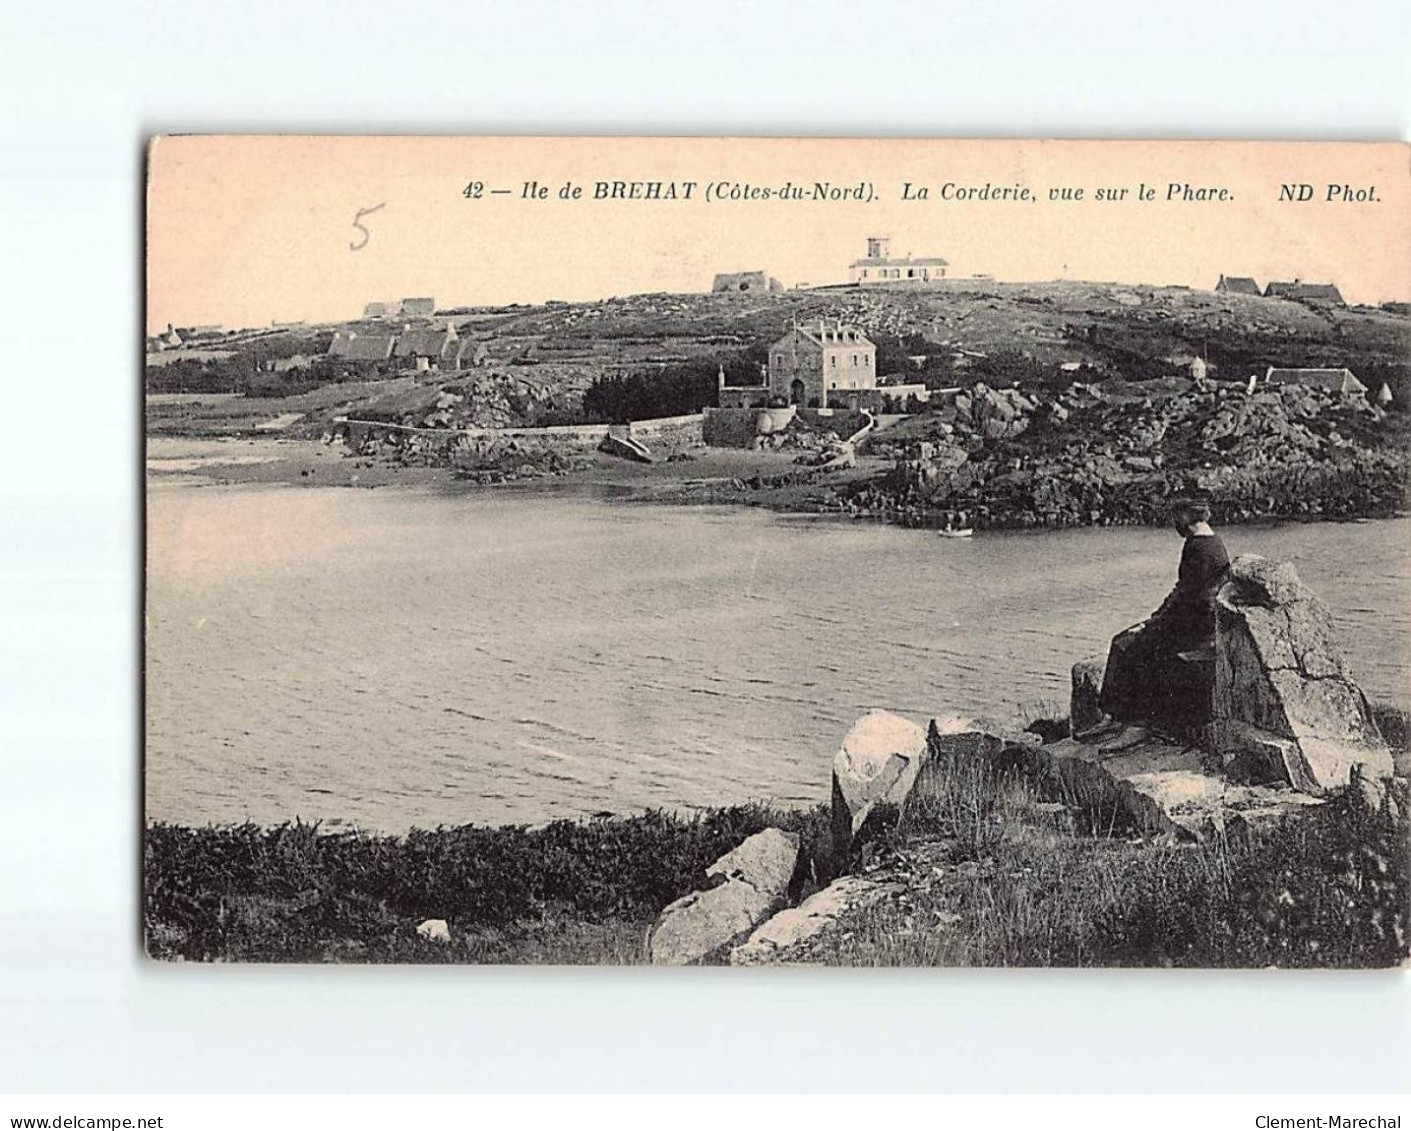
[1099,494,1231,735]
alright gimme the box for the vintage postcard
[144,137,1409,967]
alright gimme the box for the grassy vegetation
[809,766,1408,969]
[145,765,1407,967]
[144,804,832,963]
[146,704,1410,966]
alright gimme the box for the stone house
[329,330,396,362]
[768,321,876,407]
[393,324,459,369]
[1263,279,1345,305]
[400,297,436,318]
[1214,274,1261,296]
[849,236,948,285]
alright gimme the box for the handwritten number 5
[349,203,386,252]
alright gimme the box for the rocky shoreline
[271,370,1411,531]
[830,377,1411,531]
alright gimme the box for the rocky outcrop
[844,376,1405,530]
[416,918,451,943]
[647,828,799,965]
[1213,554,1393,792]
[1030,721,1324,839]
[830,710,929,860]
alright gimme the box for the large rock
[730,875,901,965]
[830,710,928,860]
[1213,554,1392,792]
[1030,721,1324,839]
[647,884,778,966]
[647,829,799,965]
[706,827,799,895]
[902,716,1041,828]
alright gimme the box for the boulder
[648,883,777,965]
[1029,721,1324,839]
[902,715,1041,822]
[705,827,799,896]
[1213,554,1393,792]
[1070,659,1106,736]
[830,710,928,860]
[647,829,799,965]
[416,918,451,944]
[730,875,901,965]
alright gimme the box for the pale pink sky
[147,137,1410,332]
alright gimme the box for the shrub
[144,803,831,962]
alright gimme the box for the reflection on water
[146,485,1410,832]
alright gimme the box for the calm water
[146,483,1410,832]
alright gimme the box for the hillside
[146,281,1411,525]
[449,279,1411,386]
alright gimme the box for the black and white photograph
[141,136,1409,969]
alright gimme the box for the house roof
[1264,367,1367,395]
[773,323,875,350]
[1264,281,1344,302]
[1215,275,1261,295]
[850,256,949,268]
[394,326,458,359]
[329,331,396,362]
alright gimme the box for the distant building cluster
[1215,275,1345,305]
[849,236,948,286]
[147,322,223,351]
[363,297,437,319]
[328,321,486,370]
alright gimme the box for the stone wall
[627,412,705,451]
[337,417,611,456]
[719,385,771,409]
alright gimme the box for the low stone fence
[701,405,872,449]
[625,412,705,450]
[336,417,610,455]
[334,412,705,459]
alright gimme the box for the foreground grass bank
[145,776,1406,967]
[144,804,833,964]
